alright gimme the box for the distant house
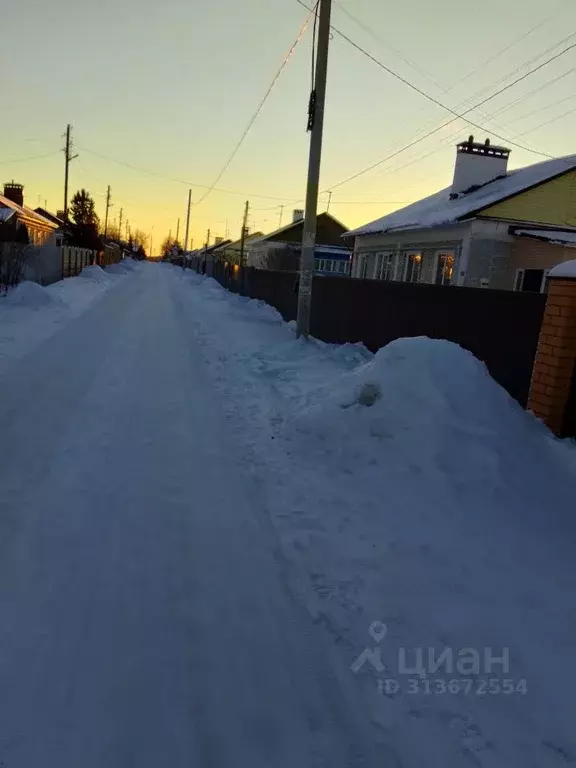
[34,207,68,246]
[347,137,576,292]
[246,211,351,275]
[212,232,264,266]
[0,183,58,246]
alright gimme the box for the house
[212,231,264,266]
[246,210,351,275]
[347,136,576,292]
[0,183,58,246]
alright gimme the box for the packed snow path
[0,264,377,767]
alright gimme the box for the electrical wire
[78,146,307,201]
[293,0,576,190]
[445,0,573,92]
[0,150,60,165]
[333,0,448,94]
[194,7,315,206]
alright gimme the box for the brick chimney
[451,137,510,197]
[3,181,24,208]
[292,209,304,223]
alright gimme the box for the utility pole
[184,189,192,251]
[296,0,332,338]
[176,218,180,244]
[278,205,284,229]
[126,220,129,240]
[63,124,78,220]
[104,185,112,237]
[206,228,210,248]
[118,207,123,242]
[326,191,333,213]
[239,200,250,267]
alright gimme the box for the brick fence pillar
[528,277,576,434]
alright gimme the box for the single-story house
[246,210,351,274]
[347,136,576,292]
[212,231,264,266]
[0,183,58,246]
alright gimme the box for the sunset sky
[2,0,576,254]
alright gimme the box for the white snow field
[0,261,575,767]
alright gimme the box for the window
[314,258,320,271]
[404,252,422,283]
[435,251,455,285]
[515,268,546,293]
[338,260,348,274]
[377,252,396,281]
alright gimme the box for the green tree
[70,189,101,250]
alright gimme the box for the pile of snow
[289,337,539,466]
[4,281,64,309]
[80,266,110,283]
[549,258,576,279]
[105,263,129,276]
[120,258,139,271]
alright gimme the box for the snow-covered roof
[515,228,576,248]
[0,207,15,223]
[0,194,58,229]
[348,154,576,237]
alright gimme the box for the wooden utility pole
[278,205,284,229]
[239,200,250,267]
[104,185,112,236]
[296,0,332,338]
[176,218,180,243]
[63,124,78,220]
[118,207,123,241]
[326,191,333,213]
[206,228,210,248]
[184,189,192,251]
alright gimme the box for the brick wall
[528,278,576,434]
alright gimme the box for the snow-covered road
[2,261,576,768]
[0,264,378,767]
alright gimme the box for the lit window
[435,252,455,286]
[404,252,422,283]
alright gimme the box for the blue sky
[2,0,575,252]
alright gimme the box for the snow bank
[290,337,534,459]
[4,281,64,309]
[80,266,110,283]
[105,263,129,276]
[120,258,139,271]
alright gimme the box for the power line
[445,0,573,92]
[0,150,60,165]
[78,145,305,202]
[333,0,448,94]
[194,7,315,206]
[296,0,576,190]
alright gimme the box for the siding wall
[479,170,576,227]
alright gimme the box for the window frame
[403,250,423,283]
[433,250,456,286]
[377,251,396,281]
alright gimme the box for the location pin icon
[369,621,388,644]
